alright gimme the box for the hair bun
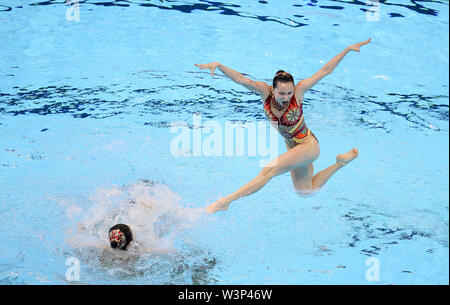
[273,71,294,89]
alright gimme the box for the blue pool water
[0,0,448,284]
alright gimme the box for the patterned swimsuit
[263,93,317,147]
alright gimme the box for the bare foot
[206,197,230,214]
[336,148,359,166]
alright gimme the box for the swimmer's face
[273,82,294,106]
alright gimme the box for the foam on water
[70,180,205,253]
[53,180,217,284]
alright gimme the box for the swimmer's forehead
[274,83,294,92]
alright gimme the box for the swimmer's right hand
[195,62,220,76]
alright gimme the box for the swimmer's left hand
[206,198,230,214]
[347,38,371,52]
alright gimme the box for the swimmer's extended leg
[312,148,359,190]
[205,170,275,214]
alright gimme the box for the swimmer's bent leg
[311,148,360,190]
[206,142,319,213]
[311,162,345,190]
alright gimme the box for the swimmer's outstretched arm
[296,38,372,94]
[195,62,270,96]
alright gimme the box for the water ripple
[2,0,446,25]
[1,76,447,132]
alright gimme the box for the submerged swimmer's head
[272,70,295,107]
[109,224,133,250]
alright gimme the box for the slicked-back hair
[273,70,295,89]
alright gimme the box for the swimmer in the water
[195,38,371,214]
[109,224,133,250]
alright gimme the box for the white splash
[64,180,207,255]
[373,75,390,80]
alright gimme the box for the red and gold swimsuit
[263,93,315,147]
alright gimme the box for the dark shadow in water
[328,0,444,16]
[23,0,306,27]
[0,71,448,132]
[339,207,448,259]
[2,0,446,25]
[0,4,12,11]
[308,84,449,132]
